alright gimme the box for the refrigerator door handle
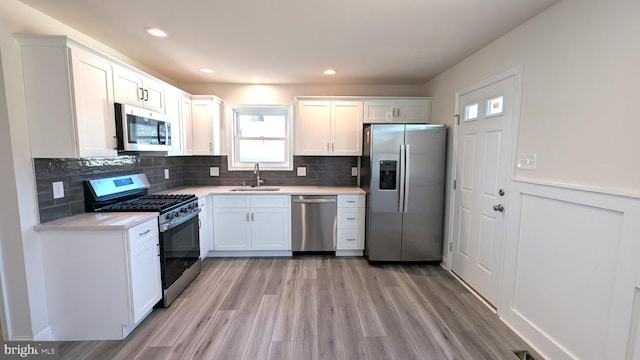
[404,144,411,213]
[399,144,406,212]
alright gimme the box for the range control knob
[165,213,174,220]
[173,211,180,218]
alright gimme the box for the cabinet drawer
[251,195,288,208]
[338,208,363,226]
[213,195,251,208]
[337,228,364,250]
[338,195,364,208]
[128,220,159,250]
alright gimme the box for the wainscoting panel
[499,180,640,360]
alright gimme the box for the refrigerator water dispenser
[379,160,397,190]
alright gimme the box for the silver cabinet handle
[251,213,255,222]
[144,89,149,101]
[139,229,151,236]
[346,200,356,203]
[346,238,356,241]
[138,87,144,101]
[396,107,400,118]
[246,213,250,222]
[332,143,335,152]
[327,143,330,152]
[346,217,356,220]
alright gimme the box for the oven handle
[160,209,201,233]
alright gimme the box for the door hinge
[455,114,460,125]
[453,179,457,190]
[449,242,453,251]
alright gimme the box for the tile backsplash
[34,155,358,223]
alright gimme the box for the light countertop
[164,186,365,197]
[35,212,158,231]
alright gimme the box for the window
[464,103,479,121]
[486,96,504,116]
[227,105,293,171]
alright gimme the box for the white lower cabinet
[212,195,291,252]
[336,195,365,253]
[198,195,212,258]
[40,217,162,340]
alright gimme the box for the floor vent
[513,350,536,359]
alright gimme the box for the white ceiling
[18,0,558,85]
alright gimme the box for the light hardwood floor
[58,257,542,359]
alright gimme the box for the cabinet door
[113,66,144,107]
[198,196,212,257]
[364,101,396,123]
[331,101,363,155]
[129,237,162,323]
[251,207,290,250]
[165,90,183,155]
[213,208,252,250]
[182,96,194,155]
[191,98,221,155]
[394,100,430,123]
[71,49,118,157]
[142,77,165,113]
[295,101,331,155]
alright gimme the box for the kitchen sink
[229,186,280,192]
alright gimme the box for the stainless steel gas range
[83,173,201,307]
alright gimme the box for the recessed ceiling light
[144,27,168,38]
[253,77,261,83]
[324,69,336,75]
[199,68,215,73]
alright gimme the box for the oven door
[159,213,200,289]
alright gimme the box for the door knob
[493,204,505,212]
[498,188,505,196]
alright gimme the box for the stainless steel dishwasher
[291,195,337,252]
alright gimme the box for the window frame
[226,104,294,171]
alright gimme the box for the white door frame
[444,65,524,308]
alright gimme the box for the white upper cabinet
[165,87,193,156]
[114,66,165,113]
[17,35,118,158]
[364,98,431,123]
[295,98,363,156]
[191,96,222,156]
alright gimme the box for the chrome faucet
[253,163,264,187]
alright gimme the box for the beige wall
[424,0,640,195]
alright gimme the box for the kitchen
[0,1,639,360]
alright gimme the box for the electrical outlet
[351,167,358,176]
[517,153,537,170]
[210,167,220,177]
[297,167,307,176]
[52,181,64,199]
[164,169,170,179]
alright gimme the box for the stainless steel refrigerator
[362,124,446,262]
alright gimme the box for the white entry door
[451,73,517,306]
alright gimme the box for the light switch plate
[210,167,220,176]
[351,167,358,176]
[52,181,64,199]
[164,169,170,179]
[297,167,307,176]
[517,153,537,170]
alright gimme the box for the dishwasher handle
[292,198,337,204]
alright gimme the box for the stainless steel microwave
[115,103,171,151]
